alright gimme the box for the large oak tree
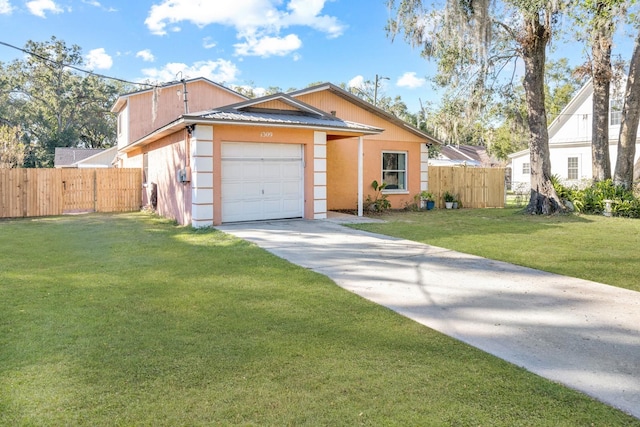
[613,29,640,189]
[0,37,123,167]
[387,0,565,214]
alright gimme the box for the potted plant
[419,191,435,210]
[443,191,455,209]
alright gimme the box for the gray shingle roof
[192,108,382,132]
[54,148,105,167]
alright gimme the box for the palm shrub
[364,180,392,212]
[553,177,640,218]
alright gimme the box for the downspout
[358,136,364,217]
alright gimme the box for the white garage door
[222,142,304,223]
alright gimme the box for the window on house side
[522,163,530,174]
[610,94,623,126]
[567,157,579,180]
[143,153,149,184]
[382,152,407,191]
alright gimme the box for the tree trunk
[591,21,613,182]
[522,16,565,214]
[613,29,640,189]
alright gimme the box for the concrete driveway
[217,218,640,419]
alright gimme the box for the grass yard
[352,207,640,292]
[1,212,638,426]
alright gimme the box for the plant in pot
[443,191,455,209]
[419,191,435,210]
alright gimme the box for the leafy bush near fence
[552,177,640,218]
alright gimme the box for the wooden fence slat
[2,166,503,218]
[428,166,505,209]
[0,168,142,219]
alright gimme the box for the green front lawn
[1,213,638,425]
[352,207,640,292]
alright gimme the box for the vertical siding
[0,168,141,218]
[126,81,246,144]
[428,167,505,209]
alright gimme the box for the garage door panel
[282,198,302,212]
[222,163,242,179]
[263,184,283,197]
[282,181,301,194]
[282,163,302,178]
[263,200,282,214]
[222,182,244,199]
[222,143,303,223]
[241,162,263,180]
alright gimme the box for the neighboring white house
[54,146,117,168]
[509,80,640,189]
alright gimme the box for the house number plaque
[260,131,273,138]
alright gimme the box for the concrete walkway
[217,218,640,418]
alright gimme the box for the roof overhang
[119,116,383,154]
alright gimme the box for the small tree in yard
[0,125,24,168]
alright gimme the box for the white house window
[610,94,623,126]
[567,157,579,180]
[522,162,530,174]
[382,151,407,191]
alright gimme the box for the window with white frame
[567,157,579,180]
[522,162,530,174]
[610,93,623,126]
[382,151,407,191]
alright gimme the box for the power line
[0,39,157,88]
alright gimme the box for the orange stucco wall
[210,125,316,225]
[327,137,422,210]
[297,90,426,211]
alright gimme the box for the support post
[358,136,364,217]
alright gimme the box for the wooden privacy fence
[0,168,142,219]
[428,166,505,209]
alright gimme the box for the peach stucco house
[111,78,438,227]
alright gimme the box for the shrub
[554,178,640,218]
[364,180,391,212]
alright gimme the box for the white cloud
[234,34,302,57]
[283,0,344,39]
[144,0,345,57]
[26,0,63,17]
[82,0,117,12]
[141,59,240,84]
[232,84,267,97]
[85,48,113,70]
[0,0,13,14]
[348,75,365,90]
[136,49,155,62]
[202,37,216,49]
[397,72,426,89]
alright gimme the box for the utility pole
[374,74,389,106]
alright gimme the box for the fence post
[93,169,97,212]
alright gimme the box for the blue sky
[0,0,636,113]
